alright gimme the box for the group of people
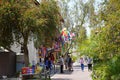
[58,55,93,73]
[79,57,92,72]
[34,53,92,74]
[58,54,74,73]
[44,52,55,71]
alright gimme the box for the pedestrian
[71,57,74,71]
[44,55,48,70]
[50,53,55,64]
[59,55,64,73]
[65,54,69,70]
[68,55,72,71]
[87,57,92,71]
[45,57,52,71]
[80,57,84,71]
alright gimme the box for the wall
[11,39,38,64]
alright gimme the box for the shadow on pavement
[52,78,72,80]
[57,70,73,75]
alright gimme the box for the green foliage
[77,0,120,80]
[0,2,21,48]
[0,0,60,48]
[0,0,61,66]
[86,24,120,80]
[76,27,87,53]
[34,0,61,47]
[92,56,120,80]
[71,55,77,62]
[77,27,87,44]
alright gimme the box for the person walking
[68,55,72,71]
[59,55,64,73]
[71,57,74,71]
[80,57,84,71]
[65,54,69,70]
[87,57,92,71]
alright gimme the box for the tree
[0,0,61,66]
[0,1,21,49]
[35,0,61,47]
[77,0,120,79]
[92,0,120,79]
[58,0,92,54]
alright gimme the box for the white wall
[11,40,38,64]
[11,42,21,53]
[27,40,38,64]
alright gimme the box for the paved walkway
[51,62,92,80]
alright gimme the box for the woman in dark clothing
[59,55,64,73]
[68,55,72,71]
[44,56,48,70]
[47,57,52,70]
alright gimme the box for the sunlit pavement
[51,62,92,80]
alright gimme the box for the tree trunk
[64,40,73,56]
[23,44,29,66]
[23,33,29,67]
